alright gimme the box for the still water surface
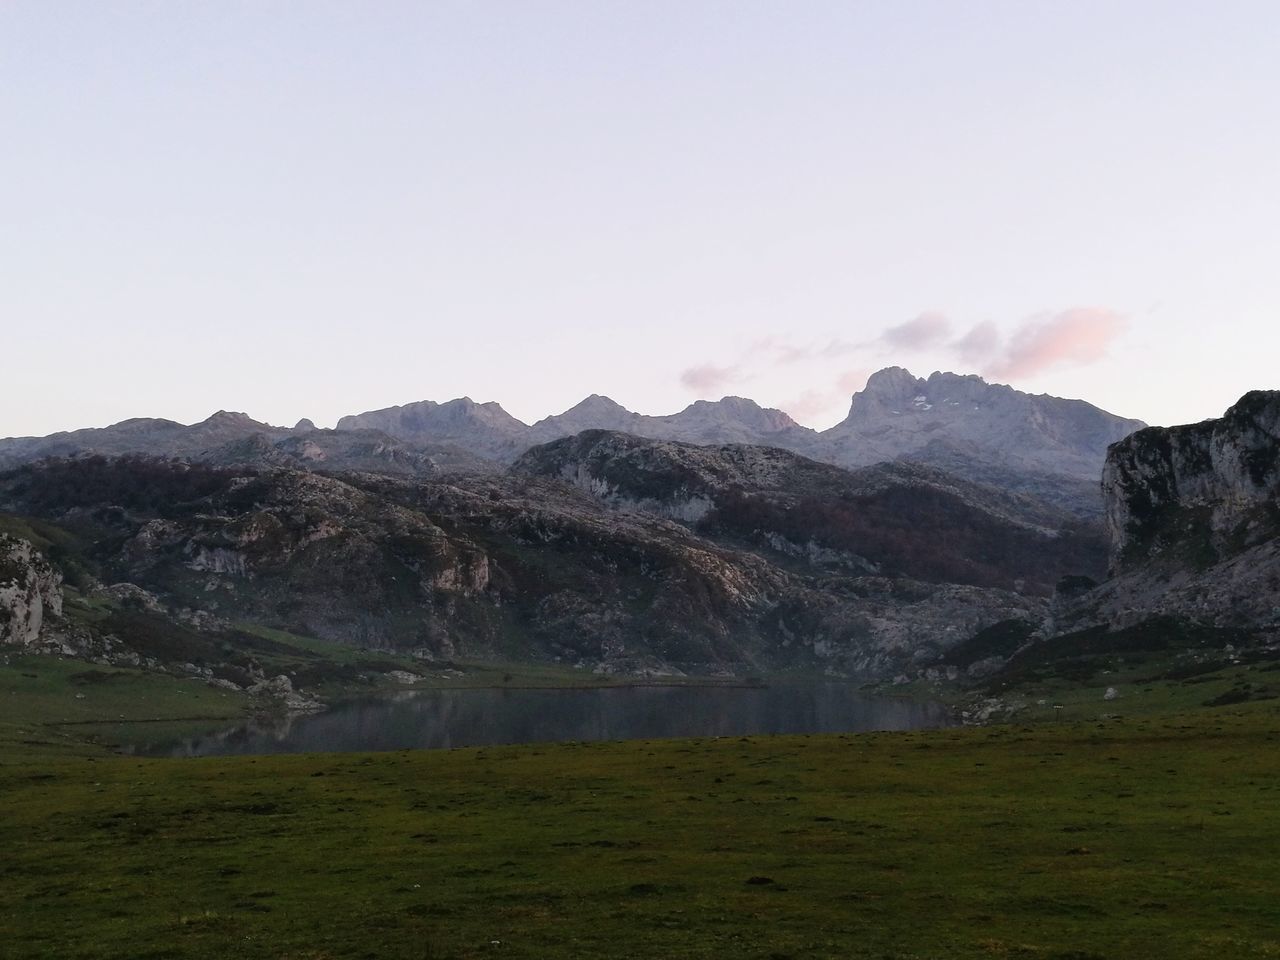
[140,683,954,757]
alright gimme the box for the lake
[135,682,955,757]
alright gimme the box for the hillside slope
[0,456,1048,678]
[514,430,1107,597]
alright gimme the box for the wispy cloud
[879,311,952,351]
[679,363,742,393]
[822,311,952,359]
[980,307,1126,379]
[952,320,999,367]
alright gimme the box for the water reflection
[137,683,954,757]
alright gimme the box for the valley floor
[2,693,1278,959]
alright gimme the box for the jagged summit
[822,367,1146,483]
[0,369,1145,513]
[676,396,801,430]
[843,369,1014,421]
[336,397,530,461]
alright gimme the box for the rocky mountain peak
[201,410,262,427]
[677,397,801,432]
[335,396,530,460]
[293,418,317,432]
[435,397,523,425]
[856,366,923,403]
[825,366,1145,484]
[848,368,1003,420]
[568,394,628,415]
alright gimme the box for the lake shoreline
[130,679,958,758]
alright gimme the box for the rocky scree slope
[513,430,1108,598]
[0,456,1045,678]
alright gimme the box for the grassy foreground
[2,705,1279,959]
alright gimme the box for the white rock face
[186,545,249,576]
[0,534,63,647]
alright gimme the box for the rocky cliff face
[1051,391,1280,634]
[0,534,63,647]
[1103,391,1280,573]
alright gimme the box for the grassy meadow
[2,660,1279,959]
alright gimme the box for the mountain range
[0,367,1144,515]
[1,379,1274,689]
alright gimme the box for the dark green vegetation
[936,618,1039,671]
[0,654,250,757]
[1,702,1277,959]
[972,616,1280,720]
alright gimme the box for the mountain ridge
[0,368,1145,515]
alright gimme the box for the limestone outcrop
[0,534,63,647]
[1054,391,1280,633]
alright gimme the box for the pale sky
[3,1,1278,438]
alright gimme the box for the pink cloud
[985,307,1125,379]
[836,367,871,394]
[880,311,952,351]
[781,367,870,425]
[679,363,741,393]
[783,389,841,423]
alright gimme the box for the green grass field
[2,672,1278,959]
